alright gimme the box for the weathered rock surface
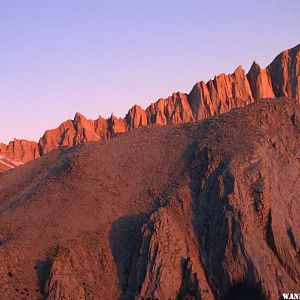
[1,44,300,167]
[0,139,40,163]
[267,44,300,99]
[0,155,23,173]
[247,61,275,99]
[0,98,299,299]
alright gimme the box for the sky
[0,0,299,143]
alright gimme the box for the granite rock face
[0,139,40,163]
[0,98,299,299]
[1,44,300,167]
[267,44,300,99]
[247,61,275,99]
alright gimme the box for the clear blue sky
[0,0,299,143]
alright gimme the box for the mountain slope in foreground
[0,98,300,299]
[0,43,299,166]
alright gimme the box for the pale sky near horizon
[0,0,299,143]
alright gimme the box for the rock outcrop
[38,113,100,156]
[247,61,275,99]
[267,44,300,99]
[0,139,40,163]
[1,44,300,167]
[0,98,299,299]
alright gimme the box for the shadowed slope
[0,98,299,299]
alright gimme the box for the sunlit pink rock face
[0,44,299,167]
[0,139,40,163]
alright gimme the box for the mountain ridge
[0,98,299,299]
[1,43,299,165]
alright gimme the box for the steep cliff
[1,44,299,166]
[0,139,40,163]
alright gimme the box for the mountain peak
[0,43,299,166]
[74,112,87,121]
[233,64,244,74]
[249,60,261,71]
